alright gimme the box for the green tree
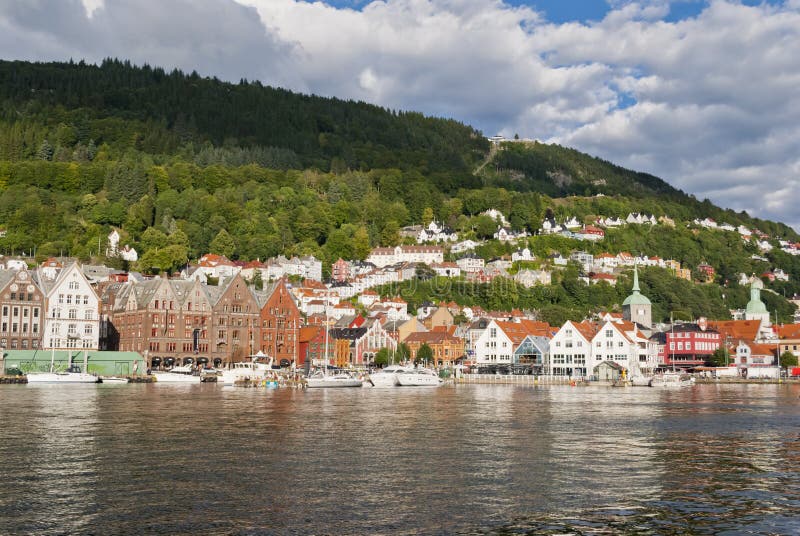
[251,269,264,291]
[415,343,434,364]
[422,207,434,225]
[780,351,798,369]
[708,347,730,367]
[374,348,390,367]
[353,226,371,260]
[210,228,236,258]
[474,214,497,239]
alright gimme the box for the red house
[660,323,721,368]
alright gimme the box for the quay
[454,374,577,386]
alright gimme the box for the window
[11,323,17,333]
[83,295,89,305]
[490,328,497,338]
[69,309,77,319]
[68,324,77,335]
[12,307,18,317]
[84,325,93,335]
[85,310,93,320]
[66,295,72,304]
[1,306,6,316]
[9,292,14,300]
[605,330,613,337]
[58,294,64,304]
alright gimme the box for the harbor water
[1,383,799,535]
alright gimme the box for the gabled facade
[258,279,302,365]
[39,263,100,350]
[211,273,260,362]
[0,269,45,351]
[548,321,598,377]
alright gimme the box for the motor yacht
[305,370,363,388]
[151,364,201,383]
[650,371,695,387]
[368,365,412,388]
[395,367,442,387]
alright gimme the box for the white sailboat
[26,349,99,384]
[305,304,362,388]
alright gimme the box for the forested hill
[0,58,797,270]
[0,59,487,182]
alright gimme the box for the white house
[548,321,598,377]
[431,262,461,278]
[418,221,458,243]
[451,239,481,254]
[494,227,528,242]
[511,248,534,262]
[480,209,509,226]
[590,320,656,376]
[367,246,444,268]
[38,263,100,350]
[194,254,241,281]
[514,269,551,287]
[456,254,485,273]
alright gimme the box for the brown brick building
[0,269,45,351]
[259,279,302,365]
[104,275,307,368]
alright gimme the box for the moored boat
[368,365,411,388]
[650,371,695,387]
[305,370,363,388]
[152,364,201,383]
[395,367,442,387]
[99,376,129,384]
[27,364,99,384]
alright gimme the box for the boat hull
[100,377,129,384]
[27,373,99,384]
[151,372,201,383]
[306,375,363,388]
[395,370,441,387]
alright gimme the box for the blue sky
[1,0,799,229]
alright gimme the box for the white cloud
[0,0,799,230]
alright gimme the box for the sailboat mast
[323,300,329,376]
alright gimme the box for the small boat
[151,365,201,383]
[99,376,129,384]
[650,371,695,387]
[27,365,99,384]
[305,370,363,388]
[219,358,273,385]
[630,374,653,387]
[395,367,442,387]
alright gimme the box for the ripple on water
[0,383,798,535]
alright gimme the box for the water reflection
[0,383,798,535]
[9,385,100,535]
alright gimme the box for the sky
[1,0,799,230]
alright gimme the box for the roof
[707,320,762,343]
[404,331,461,344]
[622,265,651,306]
[571,320,600,341]
[742,342,777,357]
[776,324,800,339]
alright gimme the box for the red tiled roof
[708,320,762,343]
